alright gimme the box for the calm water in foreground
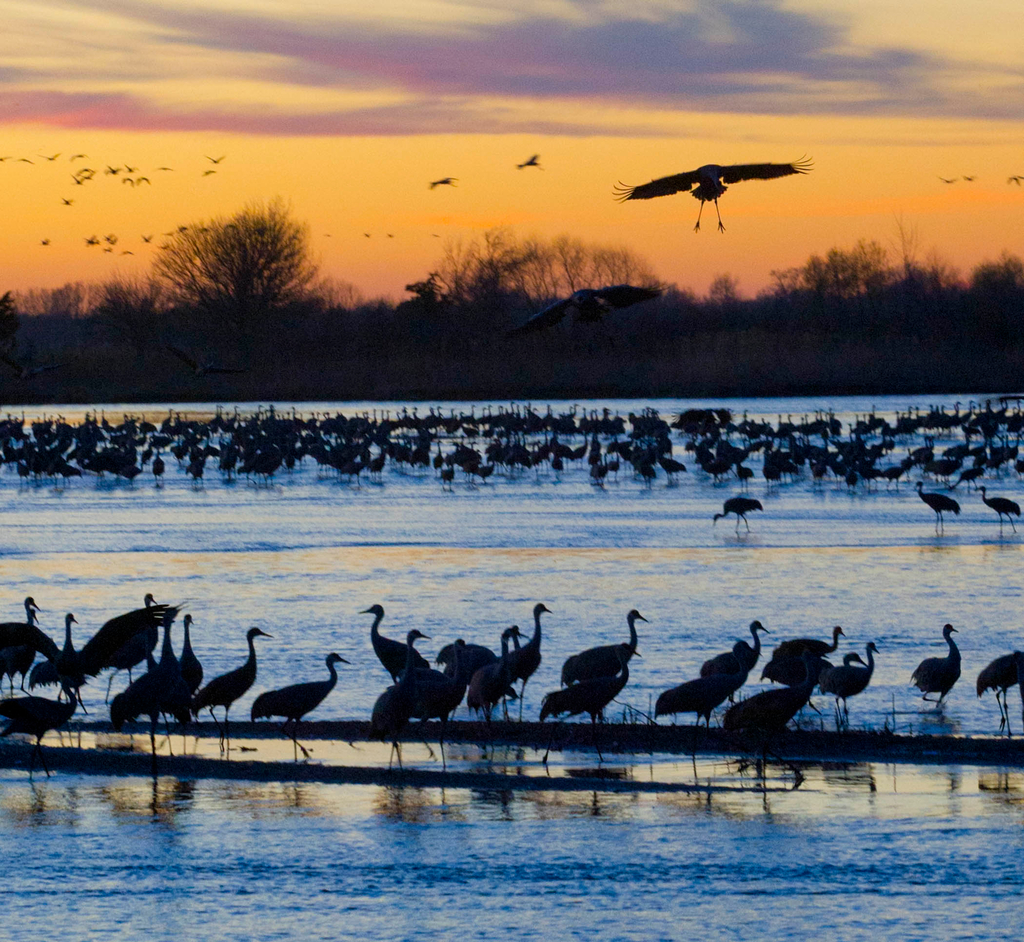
[1,393,1023,940]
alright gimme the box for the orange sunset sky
[2,0,1023,302]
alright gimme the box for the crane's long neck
[370,611,384,643]
[827,629,841,654]
[245,634,259,676]
[863,646,875,678]
[751,626,762,657]
[183,619,194,656]
[946,633,960,664]
[325,658,339,690]
[398,639,418,690]
[627,615,638,653]
[527,611,543,652]
[159,619,175,665]
[499,634,513,683]
[62,615,75,655]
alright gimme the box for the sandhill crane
[507,602,551,719]
[364,604,429,681]
[915,481,960,531]
[723,652,819,733]
[561,609,645,685]
[979,486,1021,531]
[179,614,203,696]
[977,652,1019,734]
[410,640,467,769]
[251,652,350,760]
[435,637,498,686]
[516,154,542,169]
[191,626,272,752]
[911,624,961,707]
[428,177,457,189]
[762,626,843,684]
[818,642,878,728]
[166,344,246,377]
[507,285,662,337]
[370,629,429,769]
[539,646,632,763]
[0,687,77,776]
[655,665,749,726]
[713,496,764,532]
[466,627,520,723]
[615,157,813,232]
[0,597,44,694]
[701,621,769,677]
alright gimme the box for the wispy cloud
[4,0,1023,135]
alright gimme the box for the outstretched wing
[593,285,662,309]
[166,344,198,371]
[614,169,701,201]
[506,297,575,337]
[719,158,812,184]
[78,604,177,677]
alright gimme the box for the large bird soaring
[614,158,813,232]
[507,284,662,337]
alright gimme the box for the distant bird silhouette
[561,609,645,685]
[166,344,246,377]
[364,604,429,681]
[206,155,226,164]
[915,481,960,531]
[979,486,1020,531]
[0,688,77,775]
[713,496,763,532]
[911,623,961,706]
[251,652,350,760]
[507,284,662,336]
[615,158,813,231]
[938,176,957,184]
[977,652,1019,734]
[516,154,542,169]
[191,626,271,752]
[762,625,844,686]
[179,613,203,696]
[1009,175,1024,185]
[0,352,64,380]
[428,177,457,189]
[962,175,976,182]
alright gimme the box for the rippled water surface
[2,394,1023,939]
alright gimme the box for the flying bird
[614,157,813,232]
[1008,175,1024,185]
[507,284,662,337]
[429,177,457,189]
[516,154,542,170]
[938,176,957,184]
[166,344,247,377]
[206,155,226,164]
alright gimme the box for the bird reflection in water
[373,785,438,823]
[98,777,195,824]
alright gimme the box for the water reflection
[98,777,195,825]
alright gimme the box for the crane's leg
[208,706,225,751]
[693,201,705,232]
[714,198,725,233]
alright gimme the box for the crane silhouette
[179,614,203,696]
[979,486,1020,532]
[251,652,350,760]
[761,625,843,685]
[561,609,645,685]
[191,626,272,752]
[428,177,457,189]
[0,686,77,776]
[818,642,878,728]
[506,602,550,719]
[724,652,819,734]
[466,626,521,723]
[701,621,769,678]
[365,604,429,681]
[655,665,749,726]
[977,652,1019,734]
[0,597,45,694]
[615,158,812,231]
[516,154,542,169]
[507,285,662,337]
[915,482,960,531]
[370,629,429,769]
[713,496,764,532]
[911,624,960,707]
[539,645,632,763]
[410,640,467,770]
[166,344,246,377]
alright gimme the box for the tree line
[4,200,1023,403]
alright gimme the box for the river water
[1,393,1023,939]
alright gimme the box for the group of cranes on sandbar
[6,592,1024,778]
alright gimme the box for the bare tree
[94,275,167,353]
[155,199,317,332]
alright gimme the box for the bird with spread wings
[507,284,662,337]
[614,157,812,232]
[166,344,247,377]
